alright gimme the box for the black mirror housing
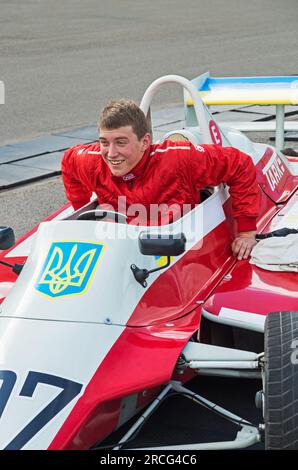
[138,232,186,257]
[0,226,15,250]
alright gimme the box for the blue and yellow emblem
[36,241,105,298]
[155,255,174,267]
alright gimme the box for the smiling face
[99,126,151,177]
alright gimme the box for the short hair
[98,99,149,140]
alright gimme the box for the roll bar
[139,75,213,144]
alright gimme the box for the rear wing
[185,72,298,150]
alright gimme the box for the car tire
[264,310,298,449]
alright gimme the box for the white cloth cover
[250,234,298,272]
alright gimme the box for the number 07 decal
[0,370,83,449]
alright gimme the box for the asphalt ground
[1,0,298,145]
[0,0,297,451]
[1,0,298,235]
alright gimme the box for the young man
[62,99,260,260]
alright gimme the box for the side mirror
[138,232,186,257]
[0,226,15,250]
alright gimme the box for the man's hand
[231,231,257,260]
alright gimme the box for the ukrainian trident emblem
[35,241,105,298]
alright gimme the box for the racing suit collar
[111,147,151,183]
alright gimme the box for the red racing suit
[61,140,260,232]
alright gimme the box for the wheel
[264,311,298,449]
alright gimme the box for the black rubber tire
[264,311,298,449]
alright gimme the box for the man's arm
[188,144,260,260]
[61,146,93,210]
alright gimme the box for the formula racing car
[0,75,297,450]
